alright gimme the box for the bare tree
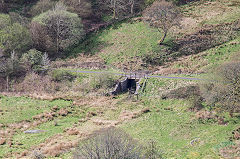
[0,50,20,91]
[97,0,140,19]
[0,0,7,13]
[143,0,181,45]
[74,127,145,159]
[40,52,50,73]
[31,2,85,56]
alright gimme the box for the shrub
[21,49,51,73]
[200,61,240,114]
[0,14,11,29]
[73,127,145,159]
[50,70,76,82]
[14,72,56,93]
[89,73,117,90]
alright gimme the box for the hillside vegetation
[0,0,240,158]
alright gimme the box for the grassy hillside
[0,0,240,158]
[69,0,240,72]
[71,21,168,69]
[121,77,240,158]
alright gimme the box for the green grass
[121,98,239,158]
[0,116,80,157]
[0,96,72,124]
[71,21,173,66]
[120,77,239,158]
[203,38,240,68]
[171,37,240,73]
[0,96,87,158]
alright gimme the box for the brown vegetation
[175,21,240,56]
[201,61,240,114]
[73,127,145,159]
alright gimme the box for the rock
[24,130,46,134]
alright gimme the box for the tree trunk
[158,31,167,45]
[130,0,134,15]
[6,75,9,92]
[113,0,116,19]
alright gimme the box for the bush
[14,72,57,93]
[74,127,145,159]
[89,73,117,90]
[50,70,76,82]
[21,49,51,73]
[200,61,240,114]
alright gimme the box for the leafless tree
[31,2,84,56]
[40,52,50,73]
[0,50,20,91]
[74,127,145,159]
[143,0,181,45]
[96,0,142,19]
[30,22,55,53]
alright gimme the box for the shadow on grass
[65,20,129,58]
